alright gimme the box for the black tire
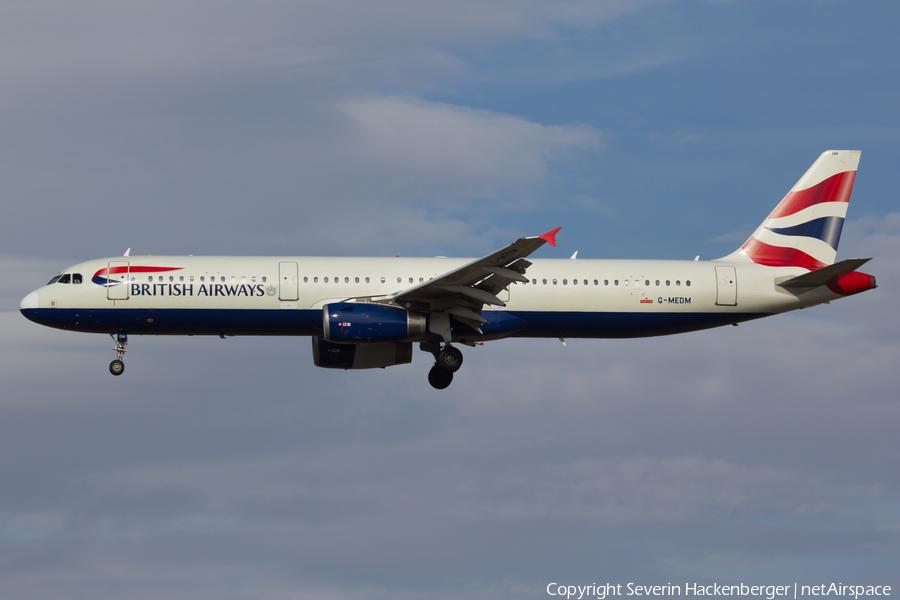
[437,346,463,373]
[109,359,125,376]
[428,365,453,389]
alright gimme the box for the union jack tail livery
[724,150,860,269]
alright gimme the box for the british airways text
[129,283,266,297]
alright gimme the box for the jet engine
[312,337,413,369]
[322,302,427,343]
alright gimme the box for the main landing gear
[109,332,127,376]
[425,343,463,390]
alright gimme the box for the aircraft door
[107,261,130,300]
[715,266,737,306]
[279,261,299,301]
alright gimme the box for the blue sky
[1,2,899,598]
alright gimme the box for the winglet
[539,227,562,247]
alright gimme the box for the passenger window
[584,280,588,286]
[355,277,359,283]
[409,278,413,284]
[303,277,308,283]
[573,279,578,285]
[180,276,184,282]
[190,276,195,282]
[542,279,547,285]
[397,277,402,283]
[625,280,630,287]
[365,277,370,283]
[614,280,619,286]
[251,276,257,283]
[419,277,424,283]
[563,279,568,285]
[603,280,608,286]
[262,277,267,283]
[72,274,82,284]
[380,277,385,283]
[686,280,691,287]
[532,279,537,285]
[170,276,175,282]
[645,280,650,287]
[335,277,339,284]
[552,279,557,285]
[344,277,349,283]
[59,274,71,284]
[314,277,318,283]
[241,276,247,283]
[324,277,329,283]
[676,280,681,286]
[666,280,670,286]
[655,280,660,286]
[231,276,236,283]
[200,276,205,282]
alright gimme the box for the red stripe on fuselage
[742,238,827,269]
[769,171,856,219]
[92,266,183,278]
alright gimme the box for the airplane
[20,150,876,389]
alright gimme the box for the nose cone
[20,291,39,312]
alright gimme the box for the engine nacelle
[312,337,413,369]
[322,302,427,343]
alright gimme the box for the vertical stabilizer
[719,150,860,269]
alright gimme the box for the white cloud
[340,96,602,201]
[0,1,646,80]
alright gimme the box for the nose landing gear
[424,343,464,389]
[109,332,127,376]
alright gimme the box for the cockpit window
[72,273,82,284]
[48,275,62,285]
[58,274,71,284]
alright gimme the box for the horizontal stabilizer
[777,258,872,289]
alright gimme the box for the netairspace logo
[546,583,892,600]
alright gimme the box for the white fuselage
[21,255,826,340]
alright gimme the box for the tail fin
[720,150,860,269]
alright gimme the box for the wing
[397,226,560,339]
[358,227,560,341]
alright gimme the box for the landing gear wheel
[109,333,128,376]
[437,345,463,373]
[428,365,453,389]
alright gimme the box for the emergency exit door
[279,262,299,301]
